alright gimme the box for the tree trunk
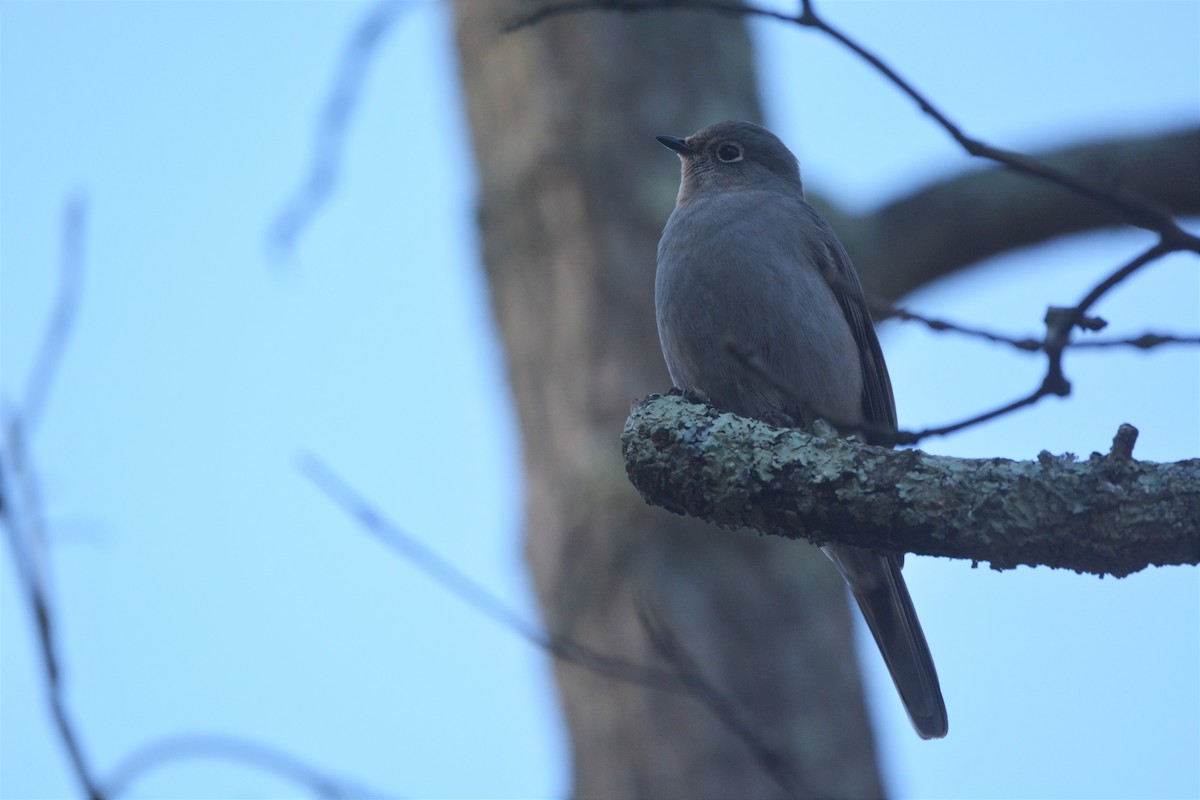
[452,3,884,798]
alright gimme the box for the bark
[453,3,883,799]
[624,396,1200,578]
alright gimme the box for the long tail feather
[823,544,948,739]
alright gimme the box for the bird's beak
[656,135,693,156]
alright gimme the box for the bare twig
[506,0,1200,251]
[892,246,1170,443]
[727,244,1183,446]
[300,456,811,786]
[880,304,1198,352]
[24,196,86,434]
[836,129,1200,300]
[298,455,682,689]
[724,335,1049,446]
[788,0,1199,250]
[896,387,1052,445]
[103,734,395,800]
[1,470,102,800]
[876,304,1042,352]
[269,0,411,257]
[506,0,1197,447]
[2,196,102,800]
[502,0,793,32]
[5,199,393,800]
[1071,332,1200,349]
[1041,242,1172,393]
[634,594,807,800]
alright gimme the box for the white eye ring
[716,142,743,163]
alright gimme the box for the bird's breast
[655,192,864,424]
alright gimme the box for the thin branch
[1,492,101,800]
[505,0,1196,450]
[836,129,1200,300]
[878,304,1199,353]
[725,336,1045,446]
[728,244,1184,446]
[103,734,395,800]
[876,305,1043,352]
[300,456,809,786]
[634,595,808,800]
[888,247,1170,442]
[298,455,681,689]
[2,196,102,799]
[502,0,794,32]
[24,195,87,434]
[269,0,411,258]
[4,201,396,800]
[505,0,1200,252]
[790,0,1198,249]
[1070,242,1174,325]
[1070,332,1200,350]
[1040,242,1172,396]
[898,387,1052,444]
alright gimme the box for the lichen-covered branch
[622,395,1200,578]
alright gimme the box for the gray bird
[654,120,948,740]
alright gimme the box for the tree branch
[622,395,1200,578]
[873,303,1199,355]
[268,0,412,258]
[3,198,388,799]
[299,455,806,795]
[817,128,1200,301]
[732,244,1182,445]
[103,733,396,800]
[506,0,1200,254]
[789,1,1200,251]
[1,196,102,800]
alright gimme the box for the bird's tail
[823,544,948,739]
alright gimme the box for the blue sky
[2,2,1197,799]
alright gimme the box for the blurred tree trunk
[453,3,885,798]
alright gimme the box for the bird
[654,119,948,739]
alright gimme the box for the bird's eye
[716,143,743,163]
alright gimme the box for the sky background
[2,1,1198,799]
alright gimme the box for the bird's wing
[805,206,948,739]
[811,224,897,436]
